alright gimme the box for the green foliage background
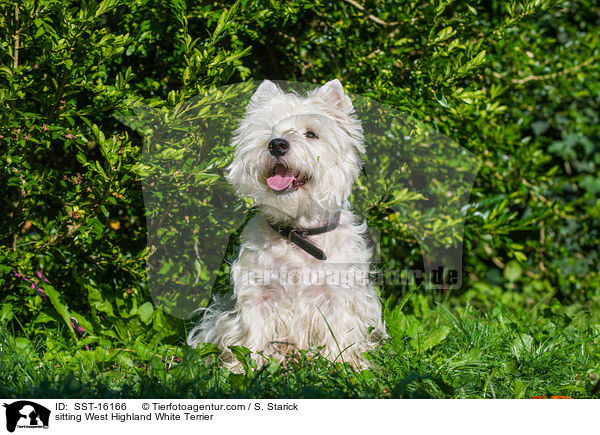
[0,0,599,398]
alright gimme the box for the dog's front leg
[193,282,288,372]
[298,282,383,369]
[234,281,291,354]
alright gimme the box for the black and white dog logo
[3,401,50,432]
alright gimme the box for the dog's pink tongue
[267,173,296,191]
[267,165,297,191]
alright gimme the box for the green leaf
[41,284,76,339]
[138,302,154,324]
[95,0,120,18]
[34,26,45,38]
[421,326,451,352]
[213,1,239,37]
[434,26,455,43]
[0,303,14,324]
[15,337,32,351]
[195,343,221,358]
[504,261,523,283]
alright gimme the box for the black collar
[266,212,341,260]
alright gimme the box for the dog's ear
[248,80,282,108]
[311,79,354,113]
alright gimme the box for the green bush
[1,0,598,398]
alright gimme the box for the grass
[1,288,599,399]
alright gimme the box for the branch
[10,2,20,112]
[13,2,19,69]
[11,184,26,251]
[521,178,585,220]
[33,222,83,253]
[512,55,599,85]
[342,0,397,27]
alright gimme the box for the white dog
[188,79,385,371]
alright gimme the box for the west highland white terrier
[188,79,385,371]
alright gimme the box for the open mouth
[266,164,308,193]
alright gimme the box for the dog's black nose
[268,138,289,157]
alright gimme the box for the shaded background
[0,0,598,398]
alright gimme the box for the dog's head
[227,79,364,222]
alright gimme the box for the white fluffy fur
[188,79,385,371]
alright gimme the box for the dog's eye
[304,130,318,139]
